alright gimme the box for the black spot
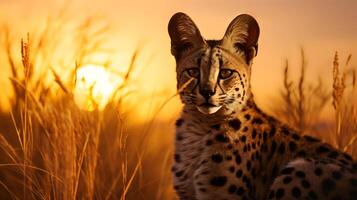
[343,153,353,161]
[295,171,305,178]
[268,190,275,199]
[175,170,184,177]
[199,188,206,192]
[252,118,263,124]
[211,153,223,163]
[272,165,279,177]
[246,161,252,171]
[174,154,181,162]
[308,191,318,199]
[176,134,183,141]
[288,141,297,152]
[263,131,268,141]
[269,126,276,137]
[236,169,243,178]
[229,166,235,173]
[225,155,232,160]
[281,127,290,135]
[235,87,240,91]
[321,178,335,194]
[233,150,238,155]
[292,133,301,140]
[228,184,237,194]
[291,187,301,198]
[304,135,320,142]
[228,119,241,130]
[327,151,339,159]
[207,40,220,48]
[314,168,323,176]
[211,124,220,130]
[242,126,248,132]
[252,129,257,139]
[270,141,277,154]
[206,139,213,146]
[352,163,357,172]
[243,145,248,152]
[235,154,242,164]
[251,142,256,150]
[255,152,261,160]
[283,176,292,184]
[240,135,247,142]
[261,143,268,152]
[244,114,251,120]
[278,143,285,154]
[236,186,245,195]
[276,188,285,199]
[281,167,294,175]
[210,176,227,187]
[297,150,306,157]
[216,134,229,143]
[316,145,330,153]
[332,171,342,180]
[242,175,251,188]
[175,118,184,127]
[301,179,310,188]
[201,171,208,175]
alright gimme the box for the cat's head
[168,12,260,115]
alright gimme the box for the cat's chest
[174,122,249,170]
[175,124,209,160]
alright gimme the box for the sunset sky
[1,0,356,120]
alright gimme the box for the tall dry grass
[0,12,176,200]
[273,49,357,158]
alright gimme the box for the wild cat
[168,12,357,200]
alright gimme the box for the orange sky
[1,0,356,120]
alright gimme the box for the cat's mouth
[197,103,222,114]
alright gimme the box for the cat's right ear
[168,12,205,60]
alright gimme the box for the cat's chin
[196,105,222,114]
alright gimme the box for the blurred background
[0,0,356,199]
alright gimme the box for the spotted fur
[168,12,357,200]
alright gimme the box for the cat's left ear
[221,14,260,65]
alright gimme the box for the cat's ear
[222,14,260,65]
[168,12,205,60]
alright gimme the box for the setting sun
[74,65,122,111]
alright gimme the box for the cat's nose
[199,87,215,99]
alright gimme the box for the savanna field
[0,2,357,200]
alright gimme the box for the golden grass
[273,49,357,157]
[0,12,176,199]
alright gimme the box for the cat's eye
[219,69,234,79]
[187,68,200,78]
